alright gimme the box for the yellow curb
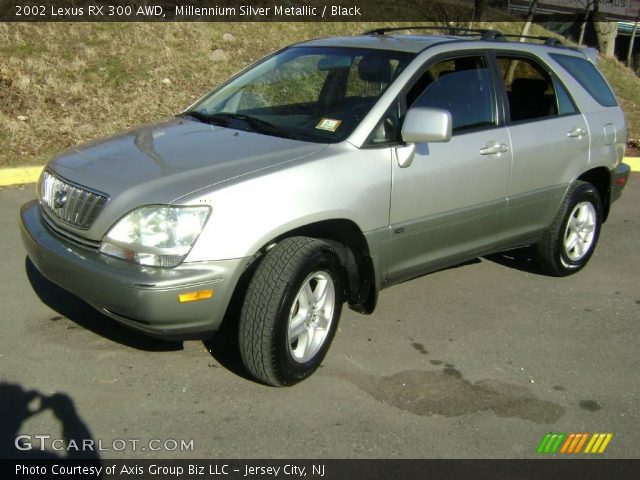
[0,158,638,188]
[625,157,640,173]
[0,166,43,187]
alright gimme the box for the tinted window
[408,56,496,133]
[553,77,578,115]
[367,102,402,145]
[550,53,617,107]
[497,56,561,122]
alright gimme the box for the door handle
[566,127,587,138]
[479,143,509,155]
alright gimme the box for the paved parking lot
[1,177,638,459]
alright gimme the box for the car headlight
[99,205,211,267]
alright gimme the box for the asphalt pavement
[0,177,638,459]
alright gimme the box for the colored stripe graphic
[538,433,613,454]
[560,433,588,454]
[584,433,614,454]
[537,433,565,453]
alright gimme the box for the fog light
[178,289,214,303]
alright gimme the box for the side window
[554,77,578,115]
[549,53,617,107]
[407,56,496,133]
[497,56,571,122]
[367,102,402,145]
[355,55,410,146]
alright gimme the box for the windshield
[185,47,415,143]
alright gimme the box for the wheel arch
[577,166,611,222]
[251,219,379,315]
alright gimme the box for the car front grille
[41,212,102,251]
[40,170,108,230]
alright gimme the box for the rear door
[494,53,589,245]
[549,52,626,175]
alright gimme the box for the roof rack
[502,34,564,47]
[362,26,507,41]
[362,26,567,47]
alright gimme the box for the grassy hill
[1,21,639,168]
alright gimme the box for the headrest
[511,78,549,96]
[358,55,392,84]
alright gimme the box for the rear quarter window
[550,53,617,107]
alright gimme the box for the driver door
[386,53,512,283]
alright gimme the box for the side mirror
[401,107,452,144]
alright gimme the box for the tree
[474,0,486,22]
[575,0,617,58]
[594,21,618,58]
[520,0,539,40]
[578,0,595,46]
[627,15,639,68]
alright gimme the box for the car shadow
[202,262,257,383]
[25,257,183,352]
[483,246,545,275]
[438,257,482,271]
[202,312,254,383]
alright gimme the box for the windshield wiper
[182,111,298,140]
[181,110,229,126]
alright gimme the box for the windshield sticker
[316,118,342,132]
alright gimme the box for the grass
[1,21,639,168]
[598,58,640,147]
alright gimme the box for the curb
[625,157,640,173]
[0,166,43,187]
[1,158,639,188]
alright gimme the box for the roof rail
[362,26,505,38]
[480,30,507,41]
[543,38,564,47]
[361,27,570,48]
[502,34,564,47]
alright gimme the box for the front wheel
[536,181,603,276]
[238,237,344,386]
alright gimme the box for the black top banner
[1,0,638,22]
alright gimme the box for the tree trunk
[578,0,594,46]
[520,0,538,41]
[627,17,639,69]
[594,20,618,58]
[474,0,486,22]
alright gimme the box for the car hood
[50,116,327,201]
[47,117,327,238]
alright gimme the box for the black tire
[238,236,344,386]
[536,181,603,276]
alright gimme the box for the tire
[238,236,344,386]
[536,181,603,277]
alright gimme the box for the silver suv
[21,27,631,386]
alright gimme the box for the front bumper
[20,200,249,340]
